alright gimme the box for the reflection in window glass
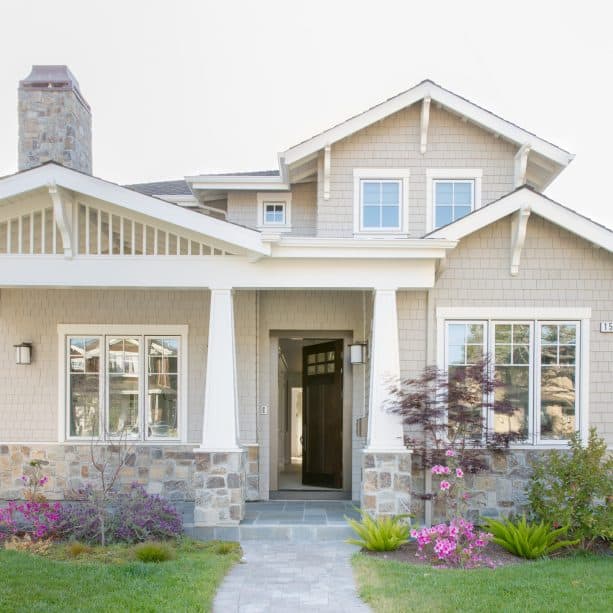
[107,337,140,437]
[540,324,577,440]
[493,324,530,438]
[69,337,100,437]
[147,338,179,438]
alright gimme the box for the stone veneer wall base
[193,450,247,526]
[361,450,412,517]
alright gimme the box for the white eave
[0,163,270,257]
[269,236,456,259]
[280,80,574,185]
[427,186,613,252]
[186,174,289,192]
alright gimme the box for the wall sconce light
[349,342,367,365]
[14,342,32,365]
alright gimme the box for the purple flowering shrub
[411,518,492,568]
[0,500,61,541]
[55,483,183,545]
[112,483,183,543]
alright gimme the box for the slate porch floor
[242,500,361,525]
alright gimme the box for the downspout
[424,287,433,527]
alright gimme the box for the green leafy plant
[528,428,613,548]
[134,541,176,563]
[212,542,240,555]
[346,509,410,551]
[67,542,92,558]
[483,515,579,559]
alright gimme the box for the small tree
[388,357,522,518]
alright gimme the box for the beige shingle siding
[0,289,210,443]
[428,214,613,445]
[227,183,317,236]
[319,105,516,237]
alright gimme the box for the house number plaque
[600,321,613,333]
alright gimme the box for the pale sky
[1,0,612,226]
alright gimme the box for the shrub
[346,509,410,551]
[134,541,176,563]
[411,518,492,568]
[0,500,61,541]
[212,542,240,555]
[4,534,52,555]
[55,483,182,545]
[112,484,183,543]
[528,428,613,547]
[67,541,92,558]
[483,516,579,559]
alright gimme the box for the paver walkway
[213,540,371,612]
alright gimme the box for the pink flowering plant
[430,448,471,521]
[20,459,50,502]
[0,499,62,541]
[411,517,492,568]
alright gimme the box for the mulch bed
[364,541,529,568]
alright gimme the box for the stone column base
[193,450,247,526]
[361,450,412,517]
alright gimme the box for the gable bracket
[510,204,531,276]
[514,144,531,187]
[420,96,431,154]
[47,181,73,259]
[323,145,331,200]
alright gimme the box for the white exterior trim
[57,324,189,443]
[435,307,591,445]
[257,192,292,232]
[428,187,613,252]
[425,169,483,232]
[0,164,269,257]
[282,80,574,169]
[352,168,410,236]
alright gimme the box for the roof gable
[427,186,613,253]
[0,163,269,257]
[280,80,574,180]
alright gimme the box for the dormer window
[353,168,410,236]
[426,169,482,232]
[257,192,292,231]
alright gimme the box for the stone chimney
[18,65,92,174]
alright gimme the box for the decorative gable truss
[0,163,270,260]
[0,194,235,257]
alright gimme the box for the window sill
[353,232,409,239]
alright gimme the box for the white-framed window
[59,325,188,442]
[438,308,590,446]
[257,192,292,231]
[353,168,410,235]
[426,169,482,232]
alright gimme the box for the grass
[0,539,241,613]
[353,552,613,613]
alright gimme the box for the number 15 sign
[600,321,613,333]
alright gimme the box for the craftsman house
[1,66,611,528]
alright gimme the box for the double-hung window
[353,169,410,235]
[433,180,474,228]
[444,319,581,445]
[62,326,187,441]
[426,169,482,231]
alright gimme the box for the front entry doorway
[274,337,346,496]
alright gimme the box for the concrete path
[213,541,371,612]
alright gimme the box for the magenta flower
[440,480,451,491]
[431,464,451,475]
[445,449,455,457]
[455,468,464,478]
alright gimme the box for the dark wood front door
[302,340,343,488]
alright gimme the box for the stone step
[185,523,355,542]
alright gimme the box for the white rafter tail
[510,204,531,276]
[514,143,531,187]
[47,181,73,259]
[323,144,331,200]
[420,96,431,155]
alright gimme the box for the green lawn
[353,553,613,613]
[0,540,240,613]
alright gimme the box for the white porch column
[365,288,405,452]
[197,288,242,452]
